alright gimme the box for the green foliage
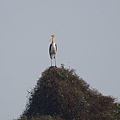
[58,64,68,78]
[19,66,120,120]
[18,115,63,120]
[115,103,120,114]
[113,103,120,120]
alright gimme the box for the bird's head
[50,34,54,43]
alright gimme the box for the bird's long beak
[49,35,54,42]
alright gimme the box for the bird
[49,34,57,66]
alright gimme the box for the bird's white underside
[50,43,56,59]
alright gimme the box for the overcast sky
[0,0,120,119]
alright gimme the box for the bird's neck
[52,38,54,43]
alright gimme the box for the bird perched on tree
[49,34,57,66]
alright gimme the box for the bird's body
[49,35,57,66]
[49,42,57,59]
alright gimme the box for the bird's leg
[55,57,56,67]
[51,59,52,66]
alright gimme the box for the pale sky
[0,0,120,119]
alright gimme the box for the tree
[19,66,120,120]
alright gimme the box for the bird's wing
[55,44,57,51]
[49,44,52,53]
[49,44,52,58]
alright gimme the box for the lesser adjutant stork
[49,34,57,66]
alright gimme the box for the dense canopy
[19,66,120,120]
